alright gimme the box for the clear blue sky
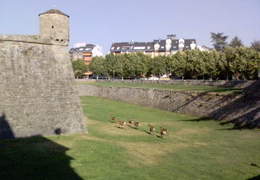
[0,0,259,54]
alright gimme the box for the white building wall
[92,46,103,57]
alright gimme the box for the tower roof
[39,7,69,18]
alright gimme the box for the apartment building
[110,34,196,57]
[69,44,103,65]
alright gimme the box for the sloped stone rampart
[0,37,85,139]
[78,83,260,128]
[80,79,255,88]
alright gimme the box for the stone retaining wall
[78,79,255,88]
[78,83,260,128]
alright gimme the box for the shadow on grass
[127,125,139,130]
[115,126,126,130]
[178,117,210,122]
[0,114,83,180]
[203,88,243,93]
[247,175,260,180]
[143,129,151,135]
[179,81,260,129]
[181,116,260,131]
[156,135,163,139]
[108,120,116,123]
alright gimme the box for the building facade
[110,34,196,57]
[197,45,211,51]
[69,44,103,65]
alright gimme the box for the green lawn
[0,96,259,180]
[77,81,243,94]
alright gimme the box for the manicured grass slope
[77,81,243,94]
[0,96,259,180]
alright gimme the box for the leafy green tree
[171,52,187,79]
[217,51,231,80]
[123,53,137,78]
[236,47,260,79]
[223,47,260,80]
[211,32,228,52]
[224,47,243,80]
[72,59,88,79]
[148,55,167,77]
[134,52,150,78]
[251,40,260,51]
[200,50,220,80]
[165,54,176,78]
[184,50,206,79]
[166,51,187,79]
[229,36,243,48]
[89,56,106,79]
[105,54,118,78]
[105,54,125,79]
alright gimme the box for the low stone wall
[78,79,255,88]
[78,82,260,128]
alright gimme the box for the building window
[133,46,145,50]
[52,26,54,28]
[122,46,131,50]
[117,47,120,50]
[111,47,114,50]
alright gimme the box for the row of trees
[72,33,260,80]
[88,47,259,80]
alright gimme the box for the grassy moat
[0,96,259,180]
[77,81,243,94]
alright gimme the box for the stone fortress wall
[0,8,85,139]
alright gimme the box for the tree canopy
[229,36,243,48]
[211,32,228,52]
[251,40,260,52]
[89,56,106,79]
[72,59,88,79]
[88,47,259,80]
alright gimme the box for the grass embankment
[0,96,259,180]
[77,81,243,94]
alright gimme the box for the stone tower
[39,6,69,44]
